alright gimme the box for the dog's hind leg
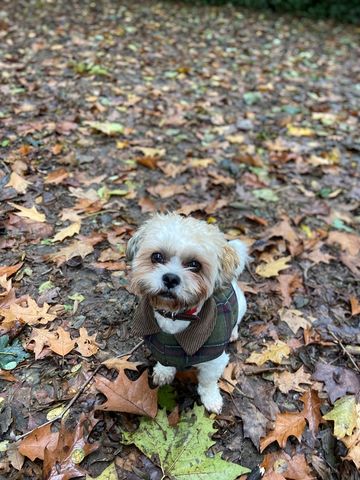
[196,351,229,414]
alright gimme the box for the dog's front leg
[152,362,176,386]
[196,352,229,414]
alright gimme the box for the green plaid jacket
[144,285,238,370]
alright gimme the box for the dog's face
[127,213,240,311]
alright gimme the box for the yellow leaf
[256,256,292,278]
[135,146,166,158]
[52,223,81,242]
[6,172,31,194]
[323,395,357,439]
[279,308,312,334]
[287,125,314,137]
[246,341,291,366]
[8,202,46,223]
[226,134,245,144]
[86,462,118,479]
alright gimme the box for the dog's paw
[152,363,176,386]
[230,325,239,343]
[198,384,223,414]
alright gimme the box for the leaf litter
[0,1,359,479]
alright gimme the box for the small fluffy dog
[127,213,248,413]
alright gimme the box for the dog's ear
[126,229,143,262]
[216,244,240,289]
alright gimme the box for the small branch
[328,331,360,373]
[16,339,145,441]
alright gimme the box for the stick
[328,331,360,373]
[16,339,145,441]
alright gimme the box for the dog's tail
[228,239,249,277]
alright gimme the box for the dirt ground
[0,1,359,479]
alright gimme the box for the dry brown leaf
[219,362,238,394]
[147,183,186,199]
[98,247,123,262]
[3,298,57,326]
[138,196,157,213]
[303,242,335,265]
[300,389,322,436]
[246,341,291,366]
[176,202,208,216]
[27,328,54,359]
[208,170,235,186]
[95,370,158,417]
[18,424,59,461]
[136,156,158,170]
[52,223,81,242]
[327,231,360,256]
[277,273,303,307]
[350,297,360,316]
[75,327,99,357]
[102,355,142,371]
[92,261,126,271]
[6,172,31,194]
[43,414,98,480]
[273,366,313,394]
[48,327,76,356]
[279,308,312,333]
[135,146,166,158]
[262,452,315,480]
[44,240,94,267]
[8,202,46,223]
[256,257,292,278]
[260,411,306,451]
[265,219,302,256]
[0,276,12,297]
[0,263,23,279]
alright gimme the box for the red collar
[156,306,199,321]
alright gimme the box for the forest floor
[0,1,359,479]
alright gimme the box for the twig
[15,339,145,441]
[328,331,360,373]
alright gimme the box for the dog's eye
[151,252,165,264]
[186,260,201,272]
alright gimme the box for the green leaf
[243,91,262,105]
[122,405,249,479]
[85,121,124,136]
[86,462,118,479]
[253,188,279,202]
[331,218,353,233]
[39,280,54,294]
[0,335,29,370]
[323,395,357,438]
[158,385,177,411]
[68,293,85,303]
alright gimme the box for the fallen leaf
[253,188,279,202]
[312,363,360,403]
[122,406,249,478]
[147,183,186,199]
[262,452,315,480]
[135,156,158,170]
[273,366,312,394]
[277,273,303,307]
[264,219,301,256]
[95,370,158,417]
[75,328,99,357]
[48,327,76,356]
[256,257,292,278]
[44,168,69,184]
[102,355,142,371]
[85,121,124,136]
[323,395,357,438]
[279,308,312,333]
[135,146,166,158]
[8,203,46,223]
[86,462,118,480]
[246,341,291,366]
[44,240,94,267]
[260,411,306,451]
[300,390,322,435]
[52,223,81,242]
[0,276,12,297]
[350,297,360,316]
[327,231,360,256]
[6,172,31,194]
[0,263,23,279]
[342,403,360,469]
[287,125,314,137]
[219,362,238,394]
[4,298,57,326]
[18,424,59,461]
[303,242,335,265]
[43,413,98,480]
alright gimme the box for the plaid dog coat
[133,285,238,369]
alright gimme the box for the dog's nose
[162,273,180,289]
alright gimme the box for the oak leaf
[43,414,98,480]
[102,355,142,371]
[8,202,46,223]
[0,263,23,279]
[6,172,31,194]
[260,412,306,451]
[44,240,94,266]
[312,363,360,403]
[279,308,312,333]
[75,328,99,357]
[48,327,76,356]
[326,231,360,256]
[95,370,158,417]
[265,219,301,256]
[323,395,357,438]
[273,366,312,394]
[262,452,315,480]
[300,390,322,435]
[342,403,360,469]
[246,341,291,366]
[277,273,303,307]
[256,257,292,278]
[147,183,186,199]
[44,168,69,184]
[52,223,81,242]
[18,424,59,461]
[6,298,57,326]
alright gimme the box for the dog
[126,213,248,413]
